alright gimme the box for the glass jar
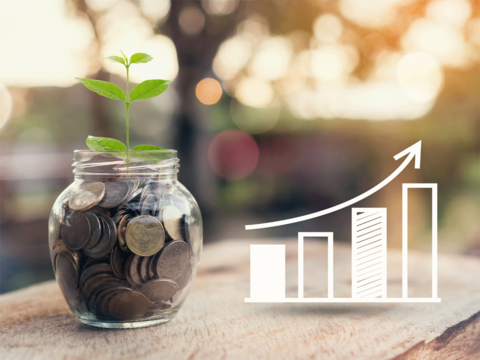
[48,150,202,329]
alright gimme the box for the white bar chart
[351,208,387,299]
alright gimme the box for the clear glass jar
[48,150,202,329]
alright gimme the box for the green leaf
[130,80,171,101]
[76,78,125,101]
[130,145,171,164]
[120,50,128,63]
[86,136,127,151]
[100,55,125,65]
[130,53,153,64]
[131,145,165,151]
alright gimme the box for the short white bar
[245,297,442,303]
[249,244,286,301]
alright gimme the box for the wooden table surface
[1,238,479,360]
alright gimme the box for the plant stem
[126,64,130,172]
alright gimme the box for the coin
[82,273,112,297]
[160,205,183,240]
[125,215,165,257]
[139,183,154,205]
[55,253,80,310]
[97,287,130,318]
[154,240,191,280]
[83,212,102,250]
[89,206,109,216]
[84,215,117,259]
[98,181,129,209]
[125,254,143,287]
[117,214,130,252]
[88,278,129,312]
[175,265,193,290]
[79,263,113,288]
[110,247,129,278]
[139,256,153,283]
[139,279,178,302]
[61,211,92,250]
[68,182,106,211]
[108,290,149,320]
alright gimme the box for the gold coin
[125,215,165,257]
[159,205,183,239]
[69,182,105,211]
[118,214,130,252]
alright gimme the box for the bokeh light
[401,18,469,67]
[178,5,205,37]
[230,99,280,134]
[313,14,343,43]
[196,78,223,105]
[0,85,12,130]
[139,0,171,22]
[201,0,239,16]
[208,130,259,180]
[311,44,358,82]
[235,77,274,108]
[213,36,252,81]
[396,52,443,103]
[426,0,471,28]
[250,37,293,80]
[339,0,409,29]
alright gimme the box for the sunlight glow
[178,5,205,37]
[139,0,171,22]
[396,52,443,103]
[0,0,94,87]
[230,99,280,134]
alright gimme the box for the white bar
[402,184,408,298]
[328,235,333,299]
[298,236,304,299]
[298,232,334,299]
[403,184,438,300]
[245,298,442,303]
[250,245,285,301]
[352,208,387,299]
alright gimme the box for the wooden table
[1,239,479,360]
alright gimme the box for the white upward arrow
[245,141,422,230]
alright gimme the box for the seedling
[76,50,171,164]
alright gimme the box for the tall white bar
[402,184,438,299]
[249,244,285,301]
[298,232,334,299]
[352,208,387,299]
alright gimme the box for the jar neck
[72,150,179,181]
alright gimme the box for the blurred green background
[0,0,479,293]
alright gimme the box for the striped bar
[351,208,387,299]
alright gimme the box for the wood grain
[1,238,479,360]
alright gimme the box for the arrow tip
[393,141,422,169]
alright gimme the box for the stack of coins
[53,176,195,321]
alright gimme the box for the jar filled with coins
[48,150,202,328]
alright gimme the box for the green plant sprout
[76,50,171,163]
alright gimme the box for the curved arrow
[245,141,422,230]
